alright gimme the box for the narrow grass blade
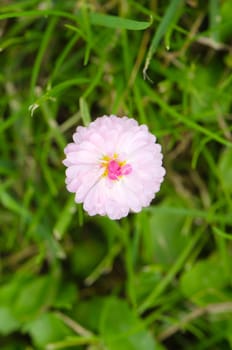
[79,97,91,126]
[88,12,151,30]
[138,229,202,314]
[143,0,184,78]
[44,78,89,99]
[212,226,232,240]
[142,82,232,147]
[53,197,76,240]
[0,10,151,31]
[29,17,57,102]
[209,0,220,42]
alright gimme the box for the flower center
[101,154,132,181]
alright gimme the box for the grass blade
[143,0,184,78]
[89,12,151,30]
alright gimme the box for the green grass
[1,0,232,349]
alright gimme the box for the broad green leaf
[0,307,20,335]
[100,297,156,350]
[74,297,106,333]
[24,312,73,348]
[0,274,29,306]
[14,275,57,321]
[180,255,230,305]
[53,283,78,310]
[149,199,189,266]
[70,238,106,278]
[134,266,163,304]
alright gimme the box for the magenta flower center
[101,155,132,181]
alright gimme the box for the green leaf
[74,297,105,333]
[79,97,91,126]
[89,12,151,30]
[70,238,106,279]
[53,283,78,310]
[180,255,230,305]
[32,78,89,111]
[219,147,232,193]
[46,78,89,98]
[100,297,156,350]
[134,266,163,304]
[14,275,57,321]
[24,312,73,348]
[0,190,30,220]
[0,274,28,306]
[209,0,220,42]
[188,63,230,119]
[212,226,232,241]
[46,335,99,349]
[0,10,151,30]
[53,197,76,240]
[0,307,20,335]
[220,0,232,41]
[143,0,184,77]
[149,199,189,266]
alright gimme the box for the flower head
[63,115,165,220]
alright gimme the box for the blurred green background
[1,0,232,349]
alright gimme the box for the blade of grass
[0,10,151,30]
[0,189,31,221]
[53,197,76,240]
[29,17,58,102]
[212,226,232,240]
[77,5,93,66]
[79,97,91,126]
[82,61,104,98]
[39,101,66,149]
[31,78,89,111]
[50,32,80,82]
[164,2,184,50]
[0,0,40,12]
[138,229,202,314]
[147,205,232,225]
[0,10,77,21]
[142,82,232,147]
[143,0,184,79]
[209,0,220,42]
[89,12,151,30]
[46,336,99,350]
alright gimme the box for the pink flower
[63,115,165,220]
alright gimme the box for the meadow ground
[1,0,232,349]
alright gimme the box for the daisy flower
[63,115,165,220]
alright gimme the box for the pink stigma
[107,159,132,180]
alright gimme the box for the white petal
[67,150,99,165]
[74,169,102,202]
